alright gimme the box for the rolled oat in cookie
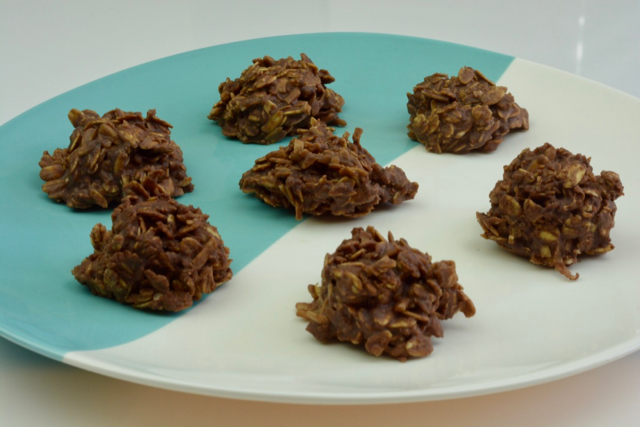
[39,108,193,209]
[208,53,346,144]
[407,66,529,154]
[476,143,624,280]
[72,181,232,311]
[296,226,476,362]
[239,119,418,220]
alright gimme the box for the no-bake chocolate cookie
[476,143,624,279]
[208,53,346,144]
[73,181,232,311]
[39,108,193,209]
[407,66,528,153]
[296,226,476,361]
[239,120,418,219]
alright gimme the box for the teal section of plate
[0,33,513,360]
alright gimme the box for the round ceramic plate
[0,33,638,404]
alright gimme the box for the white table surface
[1,1,639,425]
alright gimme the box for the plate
[1,33,639,404]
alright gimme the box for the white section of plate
[65,58,640,404]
